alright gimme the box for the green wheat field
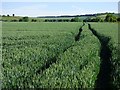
[1,22,119,88]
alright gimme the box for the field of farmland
[1,22,119,88]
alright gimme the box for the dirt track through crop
[36,23,85,74]
[88,24,112,89]
[75,22,85,41]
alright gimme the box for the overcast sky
[1,2,118,17]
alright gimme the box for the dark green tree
[104,14,117,22]
[71,17,81,22]
[19,19,23,22]
[2,15,6,17]
[83,17,91,22]
[22,17,29,22]
[31,19,37,22]
[13,14,15,17]
[7,14,10,17]
[117,17,120,22]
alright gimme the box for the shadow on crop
[36,56,57,74]
[88,24,113,89]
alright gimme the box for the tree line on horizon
[1,13,120,22]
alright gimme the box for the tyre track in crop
[75,22,85,41]
[88,24,112,89]
[63,22,85,52]
[36,22,85,74]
